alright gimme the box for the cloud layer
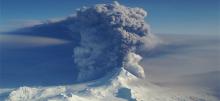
[0,35,70,48]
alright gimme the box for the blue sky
[0,0,219,35]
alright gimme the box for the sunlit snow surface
[0,2,220,101]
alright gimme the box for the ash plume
[66,2,159,82]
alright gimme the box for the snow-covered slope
[0,2,219,101]
[5,66,218,101]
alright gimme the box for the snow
[4,67,219,101]
[0,2,219,101]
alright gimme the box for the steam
[66,2,159,82]
[124,52,145,78]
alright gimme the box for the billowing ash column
[68,2,158,82]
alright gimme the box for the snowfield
[0,2,219,101]
[5,67,219,101]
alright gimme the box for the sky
[0,0,219,35]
